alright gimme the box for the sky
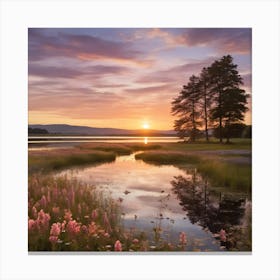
[28,28,252,130]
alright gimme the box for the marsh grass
[79,143,132,155]
[135,151,251,192]
[29,151,116,173]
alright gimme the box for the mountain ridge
[28,124,176,136]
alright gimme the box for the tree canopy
[171,55,249,143]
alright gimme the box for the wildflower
[88,222,98,235]
[52,206,60,215]
[61,220,66,232]
[28,219,36,231]
[219,229,227,242]
[103,212,112,233]
[64,210,72,221]
[32,206,38,219]
[114,240,122,251]
[47,189,51,203]
[179,232,187,245]
[50,223,61,236]
[66,220,81,237]
[103,232,110,238]
[91,209,98,220]
[81,225,88,234]
[49,235,58,244]
[77,203,82,214]
[37,209,50,232]
[40,195,47,209]
[132,238,139,244]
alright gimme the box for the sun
[142,123,150,129]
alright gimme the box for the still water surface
[28,136,179,145]
[55,152,248,251]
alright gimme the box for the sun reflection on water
[144,137,148,144]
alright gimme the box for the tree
[171,75,201,142]
[198,67,213,142]
[222,88,249,142]
[208,55,247,143]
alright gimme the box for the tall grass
[29,151,116,173]
[135,151,251,192]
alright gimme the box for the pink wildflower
[61,220,66,231]
[91,209,98,220]
[50,223,61,236]
[66,220,81,237]
[49,235,58,244]
[219,229,227,242]
[179,232,187,245]
[37,209,50,232]
[40,195,47,209]
[132,238,139,244]
[64,210,72,221]
[28,219,36,231]
[103,212,112,233]
[77,203,82,214]
[52,206,60,215]
[47,189,51,203]
[88,222,97,235]
[32,206,38,219]
[114,240,122,251]
[81,225,88,234]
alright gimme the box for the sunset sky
[28,28,251,130]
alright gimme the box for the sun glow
[142,123,150,129]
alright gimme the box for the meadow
[28,139,251,251]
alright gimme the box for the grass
[29,151,116,173]
[135,151,200,165]
[79,143,132,155]
[135,150,251,193]
[160,140,251,152]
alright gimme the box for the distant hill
[28,127,49,134]
[28,124,176,136]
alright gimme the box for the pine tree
[208,55,247,143]
[171,75,201,142]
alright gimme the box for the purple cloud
[181,28,251,54]
[28,29,144,63]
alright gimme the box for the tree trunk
[225,120,230,144]
[192,100,196,142]
[218,92,223,143]
[204,84,209,142]
[219,116,223,143]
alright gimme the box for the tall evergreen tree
[171,75,201,142]
[208,55,246,143]
[198,67,212,142]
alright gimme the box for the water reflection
[55,153,250,251]
[171,169,250,250]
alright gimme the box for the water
[55,152,249,251]
[28,136,179,145]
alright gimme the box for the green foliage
[171,55,249,143]
[171,75,202,141]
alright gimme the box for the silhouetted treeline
[171,55,249,143]
[28,127,49,134]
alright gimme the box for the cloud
[29,64,129,79]
[136,58,215,85]
[28,29,146,64]
[181,28,251,54]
